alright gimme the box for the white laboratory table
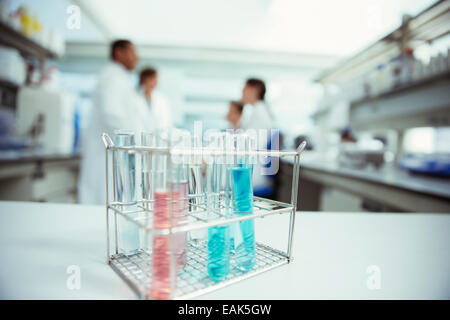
[0,201,449,300]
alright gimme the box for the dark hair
[139,67,158,85]
[230,100,244,113]
[110,39,132,60]
[246,78,266,100]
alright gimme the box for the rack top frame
[102,133,307,158]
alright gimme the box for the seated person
[226,100,244,130]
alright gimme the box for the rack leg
[287,154,300,259]
[106,148,110,263]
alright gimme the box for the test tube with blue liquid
[114,131,140,256]
[230,133,256,272]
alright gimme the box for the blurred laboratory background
[0,0,449,212]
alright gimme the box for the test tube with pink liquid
[149,130,189,299]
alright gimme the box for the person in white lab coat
[78,40,153,205]
[139,67,172,129]
[240,78,273,133]
[239,78,275,195]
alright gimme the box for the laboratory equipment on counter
[16,87,76,153]
[102,131,307,299]
[400,154,450,177]
[338,139,386,170]
[0,45,26,86]
[0,107,31,150]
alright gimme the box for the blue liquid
[235,220,256,271]
[224,167,234,253]
[231,167,255,271]
[232,167,253,213]
[229,225,235,253]
[207,225,230,282]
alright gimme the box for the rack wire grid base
[109,240,289,300]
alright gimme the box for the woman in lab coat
[139,67,172,129]
[79,40,154,205]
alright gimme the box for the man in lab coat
[78,40,153,205]
[139,67,172,129]
[240,78,275,195]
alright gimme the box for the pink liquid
[150,233,171,299]
[151,191,176,300]
[150,185,188,299]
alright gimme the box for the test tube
[223,131,236,253]
[230,133,256,272]
[206,131,230,282]
[171,130,190,270]
[150,130,176,299]
[113,131,140,256]
[188,133,206,246]
[141,132,156,209]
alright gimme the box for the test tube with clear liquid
[188,134,206,247]
[113,131,140,256]
[170,130,190,271]
[141,132,156,210]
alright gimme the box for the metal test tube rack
[102,132,306,300]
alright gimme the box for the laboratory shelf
[109,241,288,300]
[108,196,294,235]
[348,71,450,130]
[0,21,58,60]
[350,71,450,106]
[315,0,450,84]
